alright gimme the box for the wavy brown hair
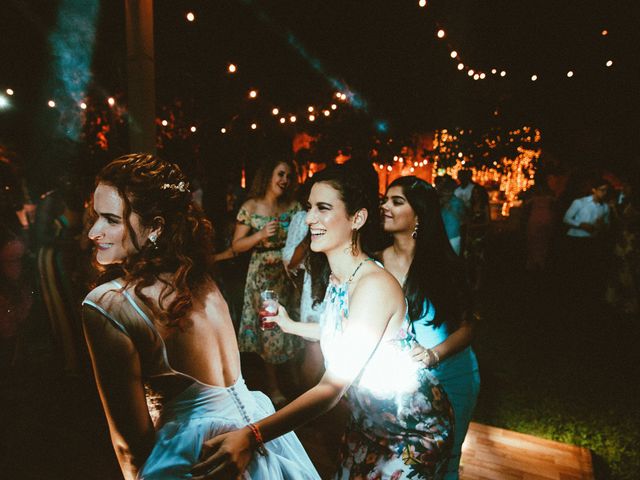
[92,153,214,329]
[247,156,298,204]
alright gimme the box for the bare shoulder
[353,264,403,303]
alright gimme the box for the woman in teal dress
[232,157,303,406]
[380,176,480,479]
[194,165,453,480]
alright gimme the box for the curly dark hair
[92,153,214,329]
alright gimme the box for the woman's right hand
[271,304,294,333]
[260,220,279,240]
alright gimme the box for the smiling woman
[82,154,319,479]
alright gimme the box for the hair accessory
[161,181,190,193]
[247,423,268,456]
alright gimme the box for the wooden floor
[459,422,594,480]
[297,413,595,480]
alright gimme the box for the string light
[279,117,286,124]
[323,109,330,117]
[250,123,257,130]
[491,68,497,74]
[457,63,464,70]
[80,102,87,110]
[107,97,115,106]
[228,63,237,73]
[220,127,227,133]
[601,29,608,36]
[330,104,337,110]
[418,0,427,7]
[467,69,474,77]
[450,51,458,59]
[479,72,486,79]
[531,74,538,81]
[437,29,445,39]
[289,115,296,123]
[186,12,195,22]
[308,114,315,121]
[190,126,197,132]
[606,60,613,67]
[6,88,14,96]
[48,100,56,108]
[307,106,314,112]
[500,70,506,77]
[248,90,258,99]
[161,119,168,126]
[567,70,574,78]
[271,107,279,115]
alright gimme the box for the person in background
[194,165,453,480]
[380,176,480,480]
[232,157,303,407]
[435,174,466,255]
[82,153,319,480]
[523,174,557,272]
[562,178,611,297]
[454,169,475,210]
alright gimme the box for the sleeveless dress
[320,278,454,479]
[237,203,304,364]
[83,281,320,480]
[412,302,480,480]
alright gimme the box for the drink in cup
[259,290,278,330]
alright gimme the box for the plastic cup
[259,290,278,330]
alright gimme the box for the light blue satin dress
[411,301,480,480]
[83,280,320,480]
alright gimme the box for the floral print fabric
[236,203,304,364]
[322,281,454,479]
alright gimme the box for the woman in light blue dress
[82,154,319,479]
[380,176,480,480]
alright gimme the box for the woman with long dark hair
[380,176,480,479]
[82,154,319,479]
[193,165,453,480]
[232,156,303,406]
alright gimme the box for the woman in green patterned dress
[232,157,303,406]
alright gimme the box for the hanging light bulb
[437,29,445,38]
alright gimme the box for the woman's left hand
[190,428,254,479]
[410,344,433,367]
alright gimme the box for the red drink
[259,290,278,330]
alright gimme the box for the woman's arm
[231,219,278,254]
[410,320,475,367]
[191,272,401,479]
[271,304,321,340]
[82,305,155,480]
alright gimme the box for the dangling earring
[149,233,158,249]
[412,222,419,240]
[351,228,360,256]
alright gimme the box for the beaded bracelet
[247,423,268,456]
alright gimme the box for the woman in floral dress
[232,157,303,406]
[194,165,453,480]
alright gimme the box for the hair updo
[94,153,214,328]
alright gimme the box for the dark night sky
[1,0,639,178]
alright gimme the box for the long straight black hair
[387,176,471,331]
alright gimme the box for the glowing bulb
[473,73,479,80]
[161,120,168,126]
[606,60,613,67]
[107,97,115,106]
[272,108,279,115]
[250,123,257,130]
[450,51,458,59]
[491,68,497,74]
[335,92,342,98]
[457,63,464,70]
[80,102,87,110]
[340,93,347,100]
[323,110,330,117]
[387,165,392,171]
[480,73,486,79]
[458,152,463,158]
[331,104,337,110]
[186,12,195,22]
[410,167,415,172]
[601,29,608,36]
[228,64,237,73]
[379,164,384,170]
[289,115,296,123]
[248,90,257,99]
[279,117,286,124]
[220,128,227,133]
[500,70,506,77]
[567,70,574,78]
[308,114,315,121]
[418,0,427,7]
[531,74,538,81]
[307,106,314,112]
[437,29,445,39]
[48,100,56,108]
[6,88,14,96]
[190,126,197,132]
